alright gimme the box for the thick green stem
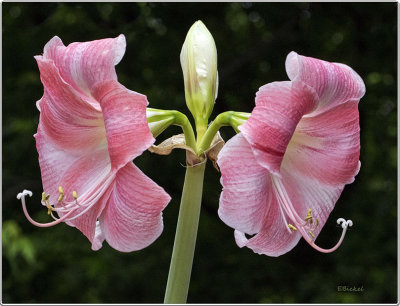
[164,162,206,304]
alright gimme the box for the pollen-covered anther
[41,191,55,215]
[288,224,297,231]
[58,186,64,202]
[301,209,319,237]
[304,208,314,225]
[72,190,83,207]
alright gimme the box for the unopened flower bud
[180,20,218,127]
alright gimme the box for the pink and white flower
[18,35,171,252]
[217,52,365,256]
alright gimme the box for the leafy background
[2,2,397,303]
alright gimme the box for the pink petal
[35,57,106,151]
[35,124,114,243]
[278,166,343,240]
[217,134,302,256]
[93,80,155,170]
[232,190,302,257]
[231,190,301,257]
[65,184,114,248]
[239,81,317,175]
[285,101,360,186]
[92,221,106,251]
[285,51,365,114]
[41,35,126,98]
[217,134,270,234]
[99,162,171,252]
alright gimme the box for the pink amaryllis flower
[217,52,365,256]
[17,35,170,252]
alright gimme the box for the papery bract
[21,35,171,252]
[218,52,365,256]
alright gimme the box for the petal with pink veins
[41,35,126,99]
[218,134,302,256]
[218,133,270,235]
[233,187,302,257]
[93,80,155,170]
[100,162,171,252]
[35,57,106,151]
[35,123,114,243]
[239,81,317,175]
[285,51,365,114]
[284,101,361,186]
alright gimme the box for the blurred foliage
[2,2,397,303]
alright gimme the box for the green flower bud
[180,20,218,127]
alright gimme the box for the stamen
[58,186,64,202]
[46,204,53,215]
[41,192,55,215]
[271,175,306,226]
[17,190,78,228]
[277,196,292,233]
[305,208,312,221]
[288,224,297,231]
[71,190,84,208]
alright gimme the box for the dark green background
[2,2,397,303]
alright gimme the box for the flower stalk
[164,162,206,304]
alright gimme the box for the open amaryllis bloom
[218,52,365,256]
[17,35,171,252]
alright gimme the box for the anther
[305,208,312,221]
[72,191,78,200]
[309,230,315,238]
[288,224,297,231]
[45,202,54,215]
[58,186,64,202]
